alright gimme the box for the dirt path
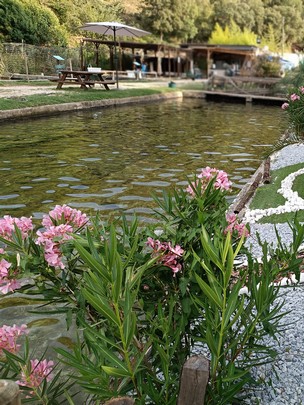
[0,85,58,98]
[0,79,202,99]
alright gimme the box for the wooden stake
[177,355,209,405]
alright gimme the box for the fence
[0,42,81,78]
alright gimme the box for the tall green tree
[211,0,265,36]
[139,0,205,42]
[41,0,123,36]
[262,0,304,51]
[208,21,257,45]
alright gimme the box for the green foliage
[0,168,302,403]
[260,24,280,53]
[1,339,76,404]
[0,0,68,45]
[254,55,282,78]
[281,85,304,136]
[280,61,304,89]
[208,21,257,45]
[193,229,287,403]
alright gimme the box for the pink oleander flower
[290,93,300,101]
[36,224,74,269]
[225,213,249,238]
[281,102,289,110]
[299,86,304,94]
[0,324,28,355]
[42,204,88,229]
[17,359,54,390]
[0,216,33,241]
[186,180,199,196]
[0,259,21,294]
[0,258,11,278]
[0,279,21,294]
[186,167,232,196]
[147,238,184,275]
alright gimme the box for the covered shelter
[80,38,192,77]
[180,44,259,77]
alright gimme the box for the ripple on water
[0,99,286,220]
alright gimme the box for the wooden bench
[53,70,116,90]
[84,80,115,86]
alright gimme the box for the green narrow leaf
[74,240,111,283]
[112,253,123,303]
[195,273,222,308]
[85,227,100,261]
[102,365,130,378]
[221,230,231,264]
[95,344,129,373]
[82,289,120,327]
[200,226,223,270]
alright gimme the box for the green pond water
[0,98,286,223]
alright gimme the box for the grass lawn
[249,161,304,224]
[0,86,178,110]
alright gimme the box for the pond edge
[0,91,202,122]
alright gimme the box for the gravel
[241,143,304,403]
[242,285,304,405]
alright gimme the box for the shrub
[0,168,300,404]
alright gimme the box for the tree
[139,0,205,42]
[262,0,304,51]
[211,0,265,36]
[208,21,257,45]
[0,0,68,45]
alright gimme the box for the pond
[0,98,286,223]
[0,98,286,402]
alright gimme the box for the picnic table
[55,70,116,90]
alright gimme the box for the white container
[87,67,101,73]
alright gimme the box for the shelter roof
[81,38,189,53]
[180,43,258,55]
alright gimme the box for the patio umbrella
[79,22,150,88]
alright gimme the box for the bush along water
[0,167,302,404]
[281,85,304,137]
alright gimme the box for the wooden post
[0,380,21,405]
[104,397,135,405]
[233,171,262,214]
[263,157,271,184]
[177,355,209,405]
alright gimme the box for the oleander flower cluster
[0,258,21,294]
[17,358,54,390]
[0,205,89,295]
[225,213,250,238]
[186,166,232,196]
[146,237,184,275]
[0,215,34,241]
[0,324,28,356]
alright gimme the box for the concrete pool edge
[0,91,188,122]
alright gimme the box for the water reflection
[0,99,286,222]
